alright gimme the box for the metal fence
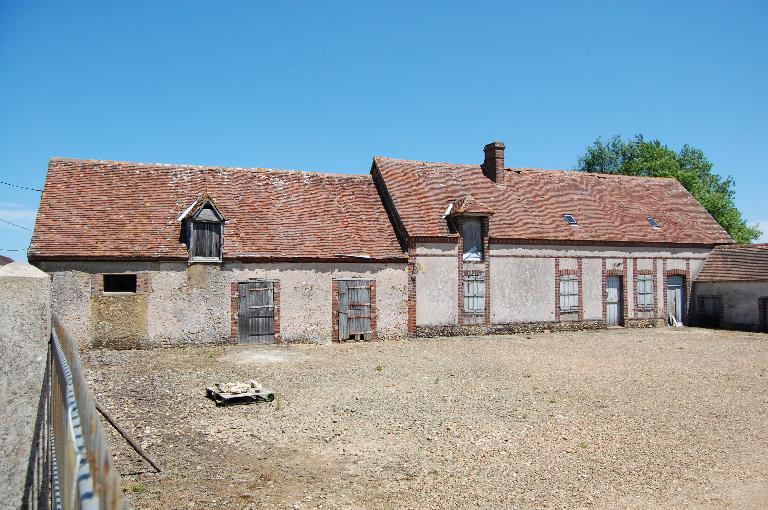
[47,316,123,510]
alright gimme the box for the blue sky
[1,0,766,260]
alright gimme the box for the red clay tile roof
[695,244,768,282]
[30,158,405,261]
[374,157,733,245]
[446,194,495,217]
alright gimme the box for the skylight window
[563,214,578,226]
[648,217,661,229]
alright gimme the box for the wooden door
[701,296,720,327]
[667,276,684,325]
[606,276,622,326]
[337,280,372,341]
[238,281,275,344]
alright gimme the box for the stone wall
[413,241,711,330]
[0,263,51,507]
[692,281,768,331]
[39,261,408,347]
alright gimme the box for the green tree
[577,135,761,244]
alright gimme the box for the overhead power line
[0,181,43,192]
[0,248,24,252]
[0,217,33,231]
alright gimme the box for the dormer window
[564,214,578,226]
[462,217,483,261]
[647,217,661,229]
[179,196,225,263]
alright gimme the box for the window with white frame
[559,275,579,313]
[463,274,485,313]
[637,274,654,309]
[462,217,483,261]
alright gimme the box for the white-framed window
[559,275,579,313]
[463,274,485,313]
[637,274,654,309]
[462,217,483,261]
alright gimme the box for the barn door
[700,296,720,328]
[337,280,372,341]
[606,276,623,326]
[238,281,275,344]
[667,276,684,325]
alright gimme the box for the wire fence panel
[49,316,123,510]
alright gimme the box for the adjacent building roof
[0,255,12,265]
[29,158,405,261]
[374,157,733,245]
[695,244,768,282]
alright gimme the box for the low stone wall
[414,320,608,338]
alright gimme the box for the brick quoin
[230,281,239,342]
[331,280,340,342]
[369,280,378,341]
[406,239,416,336]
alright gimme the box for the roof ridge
[49,157,370,180]
[375,157,676,182]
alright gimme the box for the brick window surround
[555,258,583,321]
[632,258,658,314]
[602,258,628,324]
[456,216,491,326]
[230,280,282,344]
[662,259,691,324]
[331,279,378,342]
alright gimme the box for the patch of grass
[128,483,149,494]
[375,364,384,372]
[548,399,557,404]
[577,441,588,449]
[434,375,440,384]
[274,393,283,411]
[522,372,533,379]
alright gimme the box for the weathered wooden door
[606,276,622,326]
[701,296,720,327]
[238,281,275,344]
[337,280,372,341]
[667,276,684,325]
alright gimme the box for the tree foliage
[577,135,761,244]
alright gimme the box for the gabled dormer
[444,194,494,262]
[177,195,226,263]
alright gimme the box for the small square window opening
[103,274,137,293]
[563,214,578,226]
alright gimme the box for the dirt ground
[83,327,768,510]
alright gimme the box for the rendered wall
[693,281,768,328]
[491,258,555,322]
[39,261,407,347]
[414,255,458,326]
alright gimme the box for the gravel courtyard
[84,327,768,510]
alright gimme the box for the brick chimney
[481,141,505,183]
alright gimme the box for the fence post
[0,262,52,509]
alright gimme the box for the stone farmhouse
[29,142,735,348]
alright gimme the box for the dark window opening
[103,274,137,293]
[564,214,578,226]
[462,217,483,261]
